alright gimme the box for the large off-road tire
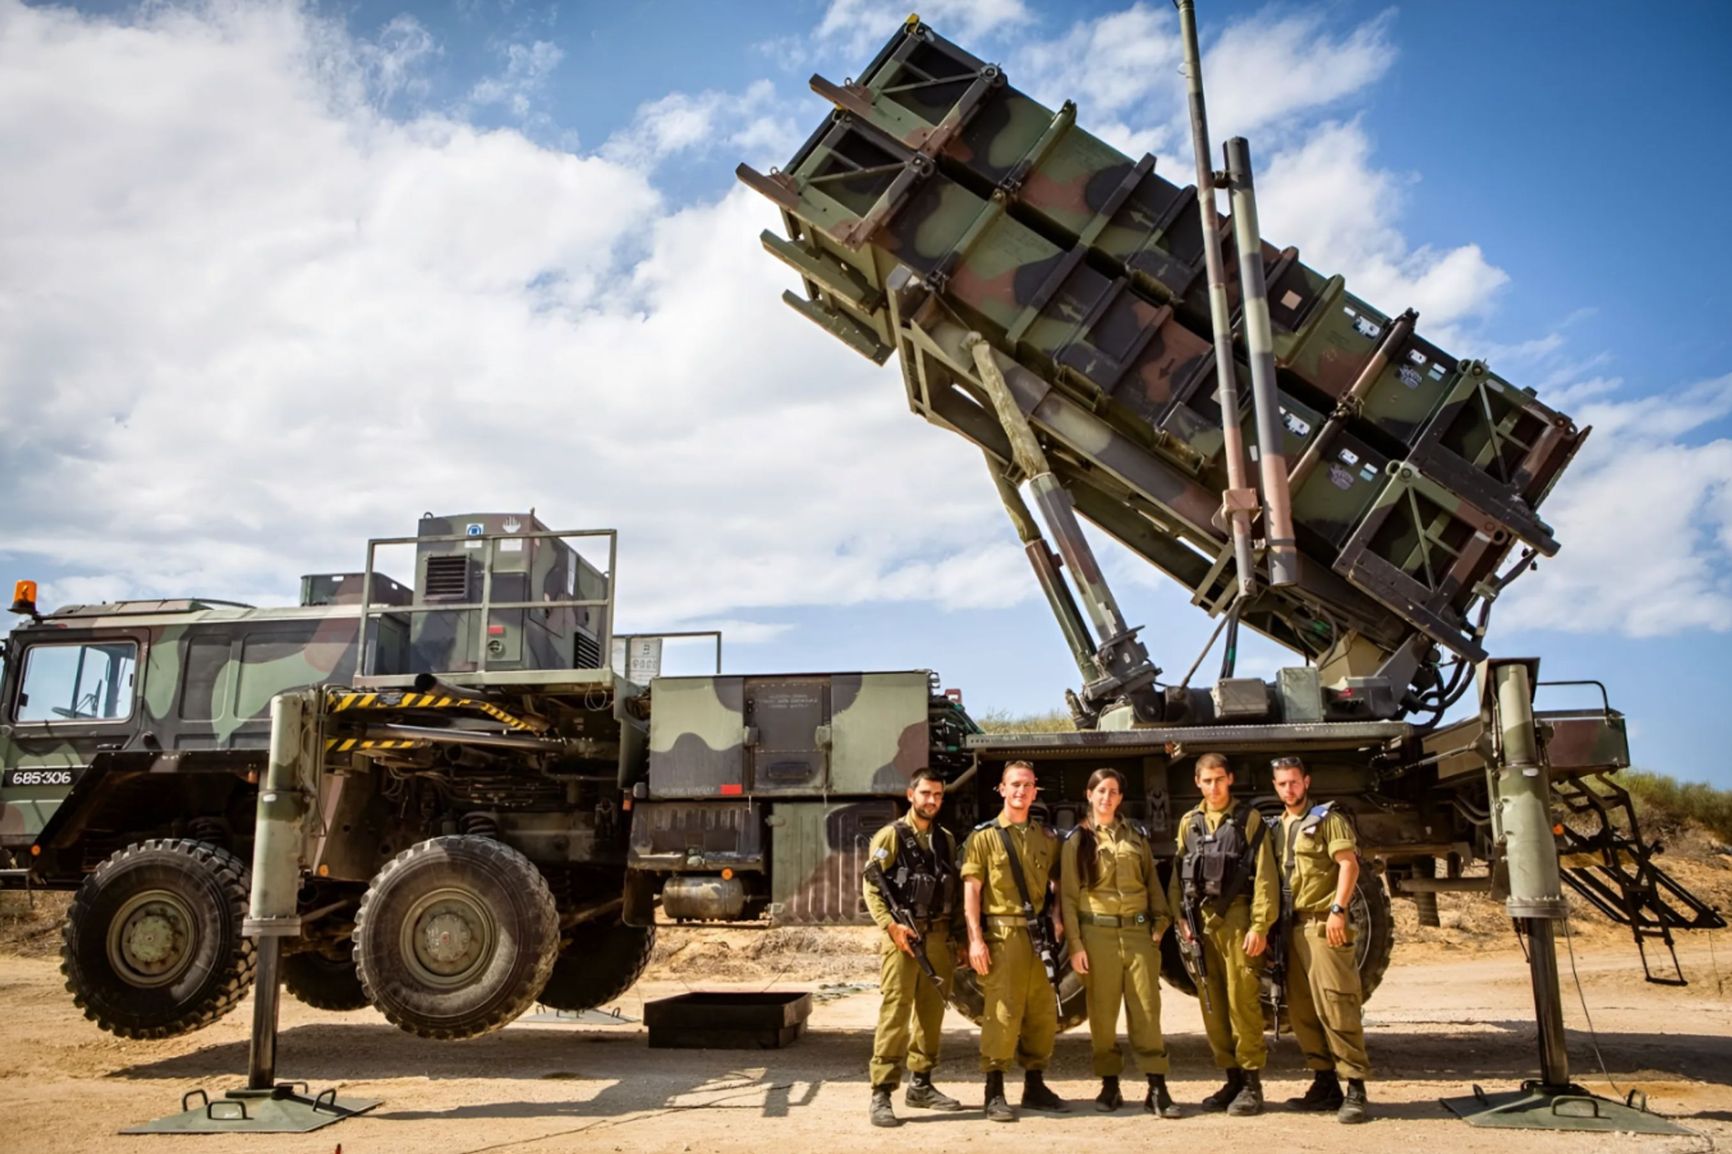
[283,947,369,1012]
[536,917,656,1012]
[353,835,559,1040]
[60,838,256,1039]
[1157,873,1397,1006]
[949,951,1089,1032]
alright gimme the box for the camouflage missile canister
[741,16,1593,672]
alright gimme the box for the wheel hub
[402,889,496,989]
[107,890,196,987]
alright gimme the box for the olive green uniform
[1168,804,1279,1071]
[863,819,962,1088]
[1279,807,1371,1080]
[1060,821,1173,1076]
[962,814,1060,1074]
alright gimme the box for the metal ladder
[1551,772,1726,985]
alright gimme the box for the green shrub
[971,708,1075,734]
[1621,770,1732,843]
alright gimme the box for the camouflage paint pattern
[741,17,1593,692]
[646,671,933,797]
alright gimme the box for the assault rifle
[1178,890,1211,1013]
[994,826,1063,991]
[864,861,964,1011]
[1265,884,1292,1037]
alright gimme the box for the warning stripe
[324,689,537,732]
[325,737,423,752]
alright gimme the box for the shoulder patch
[1129,821,1151,841]
[973,819,998,832]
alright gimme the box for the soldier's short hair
[909,767,945,788]
[1001,759,1036,780]
[1270,754,1307,776]
[1194,751,1231,775]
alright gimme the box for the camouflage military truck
[1,512,982,1041]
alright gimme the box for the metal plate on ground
[1441,1083,1689,1135]
[123,1086,381,1134]
[643,990,813,1049]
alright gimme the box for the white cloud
[466,38,562,120]
[1503,374,1732,638]
[0,0,1014,631]
[816,0,1030,57]
[601,80,796,172]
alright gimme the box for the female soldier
[1060,768,1181,1117]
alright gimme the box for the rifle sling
[992,824,1046,931]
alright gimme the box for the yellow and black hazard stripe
[325,689,539,732]
[325,737,423,753]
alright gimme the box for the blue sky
[2,0,1730,786]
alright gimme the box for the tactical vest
[889,821,958,923]
[1178,802,1266,914]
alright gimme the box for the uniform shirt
[1059,820,1172,953]
[1166,802,1280,935]
[861,818,961,935]
[961,813,1060,919]
[1279,807,1358,915]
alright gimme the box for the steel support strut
[124,690,380,1135]
[1440,661,1685,1134]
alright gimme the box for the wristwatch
[1328,902,1347,916]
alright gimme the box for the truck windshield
[14,641,138,723]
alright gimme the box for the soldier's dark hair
[1075,767,1128,889]
[908,767,945,788]
[1270,755,1307,776]
[1194,751,1232,776]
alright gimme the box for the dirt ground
[2,847,1729,1154]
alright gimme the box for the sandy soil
[1,875,1730,1154]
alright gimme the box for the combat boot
[1201,1068,1244,1112]
[869,1084,902,1128]
[1337,1078,1369,1124]
[1227,1069,1264,1117]
[1145,1074,1182,1118]
[1094,1075,1122,1112]
[1020,1070,1071,1113]
[1286,1069,1343,1112]
[984,1071,1016,1123]
[905,1070,962,1111]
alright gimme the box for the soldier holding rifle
[862,768,967,1127]
[962,760,1068,1122]
[1169,752,1280,1115]
[1271,755,1371,1124]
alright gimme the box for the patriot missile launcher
[742,9,1719,1133]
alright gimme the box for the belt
[1294,909,1335,923]
[1078,912,1150,928]
[983,913,1035,925]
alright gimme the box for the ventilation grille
[574,632,601,669]
[423,556,470,600]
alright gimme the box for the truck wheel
[1157,873,1397,1007]
[536,917,656,1012]
[283,948,369,1012]
[948,955,1089,1032]
[353,835,558,1039]
[60,838,256,1039]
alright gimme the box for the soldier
[1169,751,1279,1116]
[1271,755,1371,1124]
[962,759,1068,1122]
[1060,767,1180,1117]
[862,768,966,1127]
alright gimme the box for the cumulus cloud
[466,38,562,120]
[0,0,1005,632]
[816,0,1030,57]
[601,79,798,172]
